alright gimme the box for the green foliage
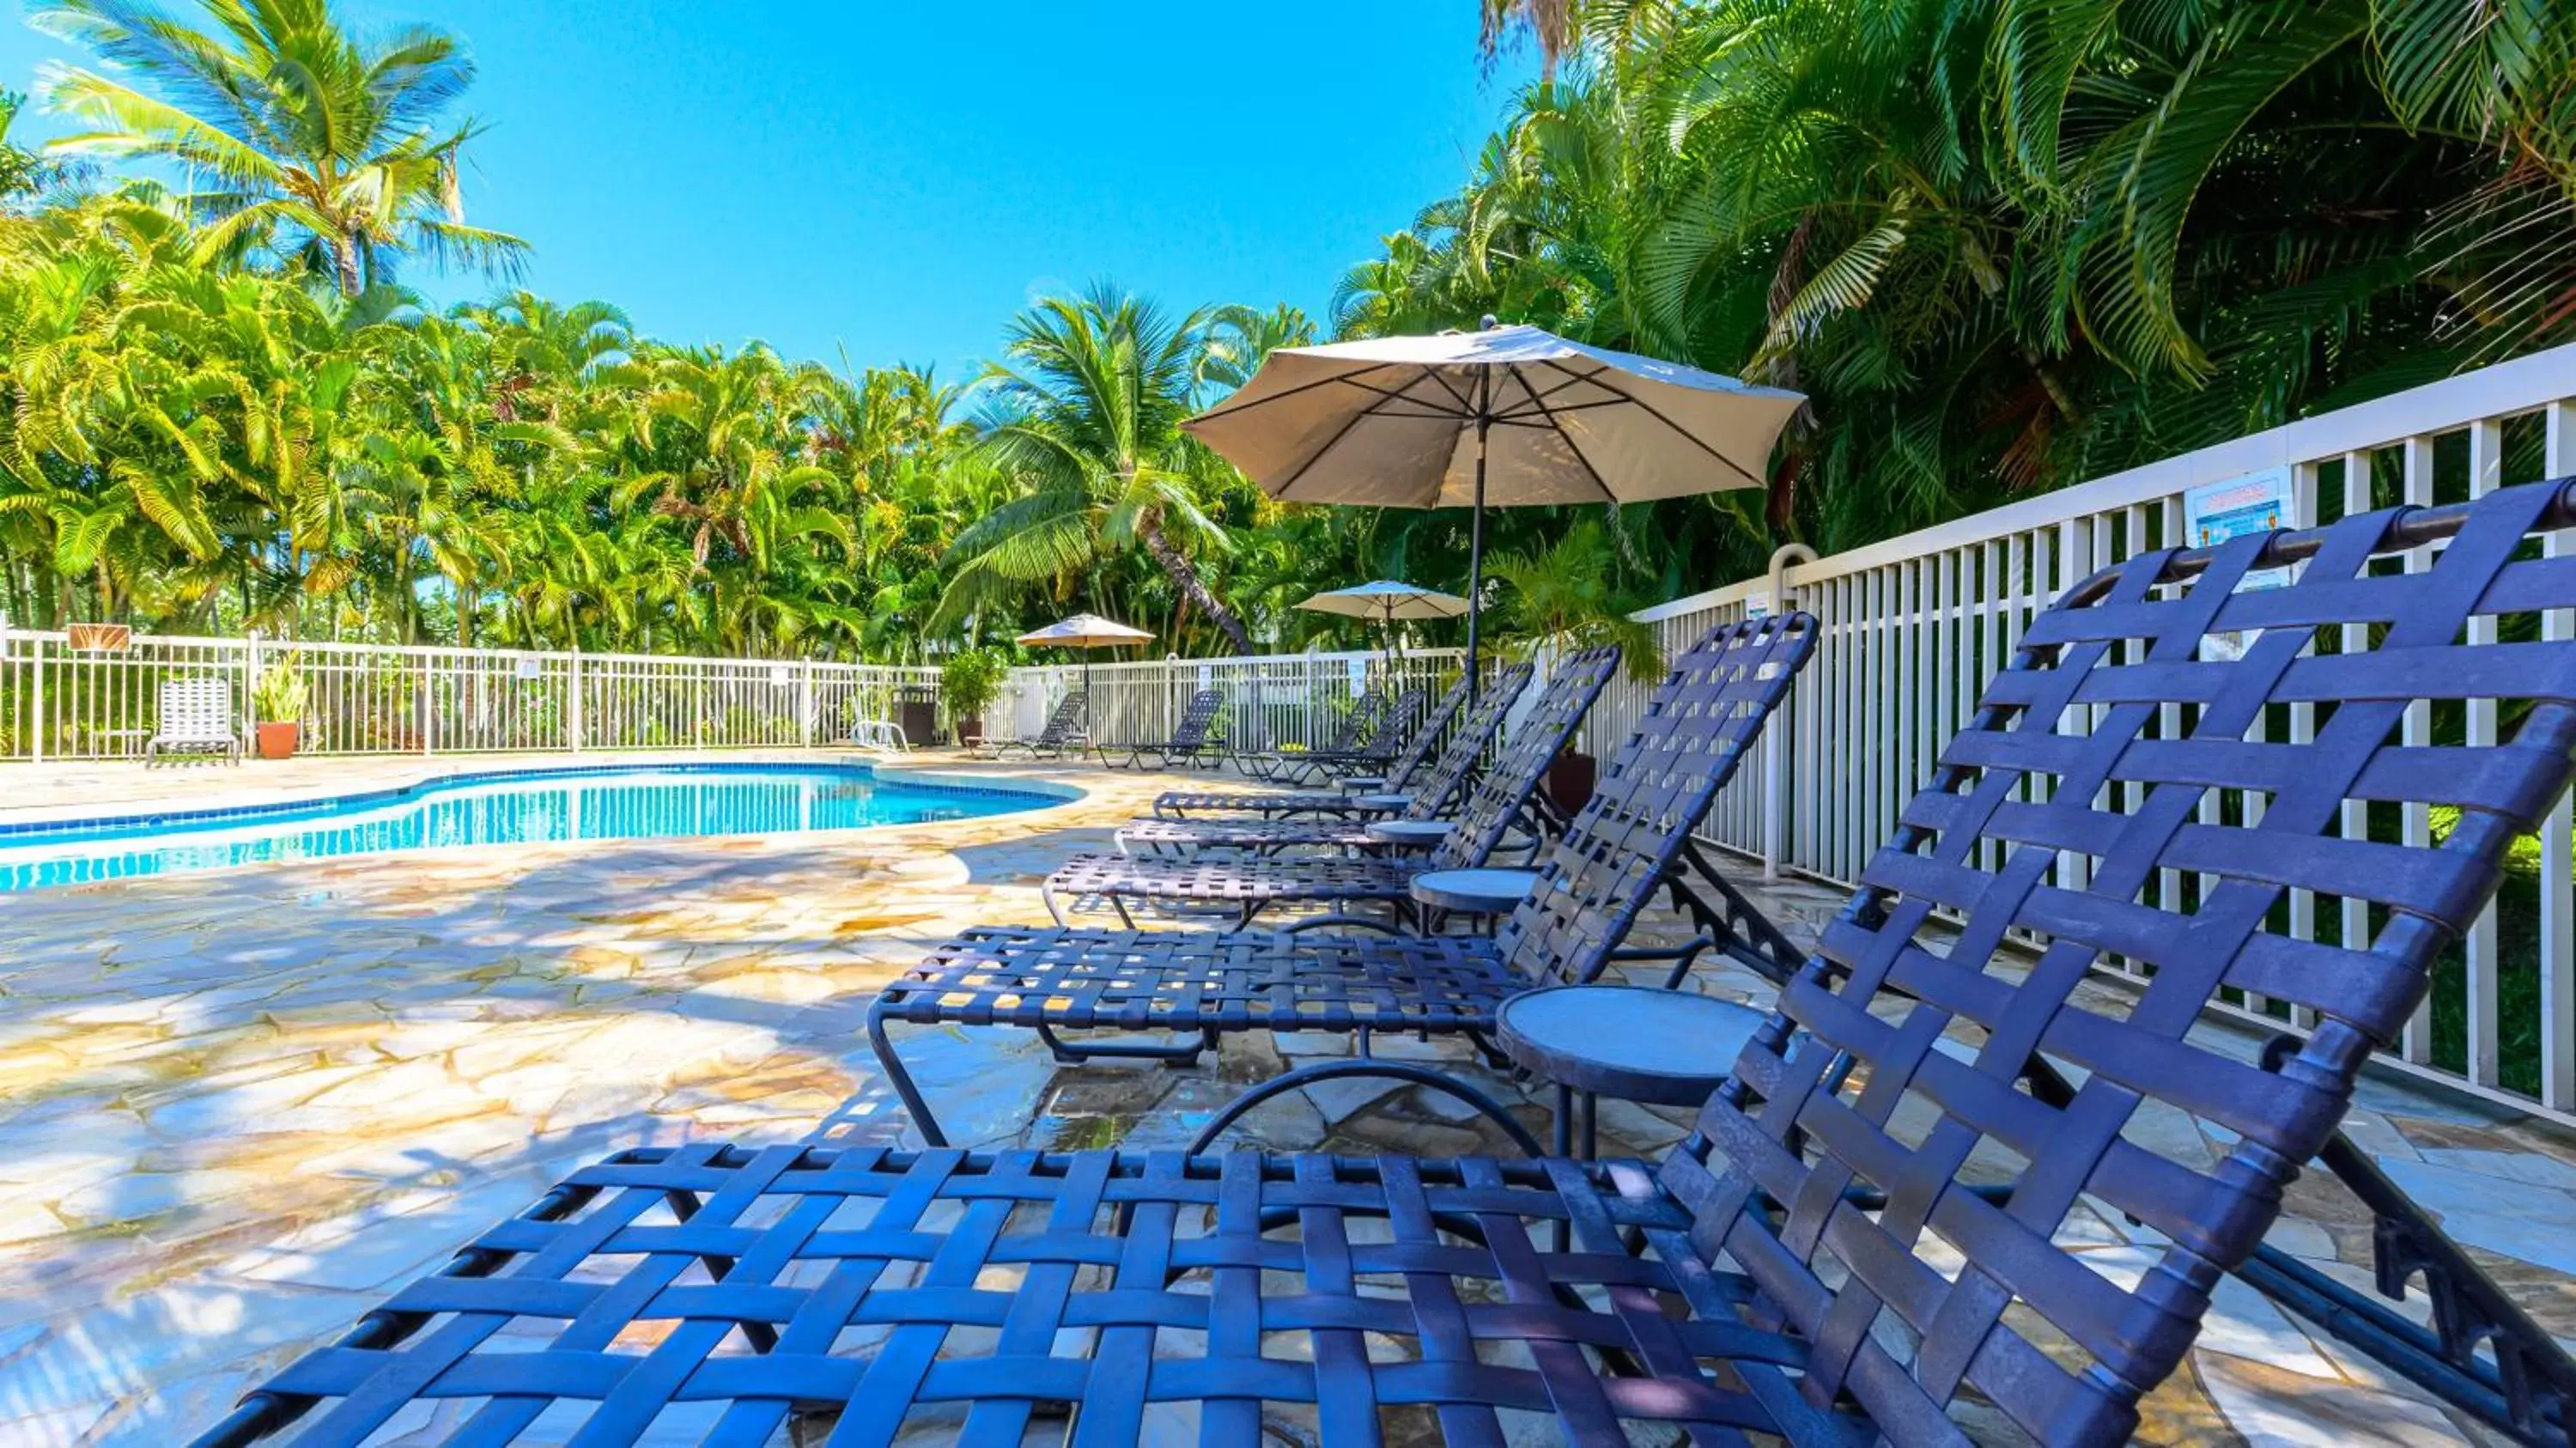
[1486,520,1664,679]
[937,647,1006,721]
[1340,0,2576,561]
[33,0,528,295]
[3,0,2567,678]
[251,657,307,720]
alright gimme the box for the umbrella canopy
[1186,320,1802,691]
[1016,613,1152,714]
[1298,580,1470,664]
[1296,580,1470,621]
[1015,613,1154,650]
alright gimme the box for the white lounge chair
[147,677,243,764]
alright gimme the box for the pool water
[0,764,1056,892]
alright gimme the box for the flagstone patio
[0,751,2565,1445]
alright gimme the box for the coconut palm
[33,0,526,295]
[933,283,1255,652]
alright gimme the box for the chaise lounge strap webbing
[1048,654,1604,916]
[1662,483,2576,1442]
[1097,688,1223,763]
[1116,815,1382,850]
[234,1142,1844,1447]
[1371,672,1472,791]
[1050,851,1427,907]
[1145,788,1375,818]
[1127,665,1533,845]
[876,926,1520,1034]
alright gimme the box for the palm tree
[935,284,1255,653]
[605,344,854,653]
[1198,302,1315,392]
[34,0,526,295]
[469,291,633,411]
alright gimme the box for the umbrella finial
[1479,314,1499,332]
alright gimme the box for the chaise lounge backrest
[1395,663,1531,815]
[1353,686,1426,764]
[1381,672,1473,792]
[1327,688,1389,753]
[1035,691,1084,745]
[1662,482,2576,1445]
[1498,612,1818,988]
[1167,689,1223,749]
[1425,647,1621,870]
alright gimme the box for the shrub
[252,659,309,721]
[939,648,1006,723]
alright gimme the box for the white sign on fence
[2184,465,2298,660]
[2184,466,2298,587]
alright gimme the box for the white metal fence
[0,633,940,759]
[1606,340,2576,1123]
[996,649,1480,753]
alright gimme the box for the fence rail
[0,634,939,759]
[1607,339,2576,1124]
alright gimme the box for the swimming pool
[0,763,1063,892]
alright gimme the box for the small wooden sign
[65,623,131,652]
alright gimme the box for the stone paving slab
[0,751,2565,1444]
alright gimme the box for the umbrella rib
[1531,360,1771,490]
[1267,400,1404,502]
[1494,392,1628,420]
[1418,365,1480,419]
[1186,361,1415,426]
[1488,396,1634,423]
[1341,374,1475,417]
[1506,363,1619,504]
[1255,371,1470,501]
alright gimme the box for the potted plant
[252,658,310,760]
[939,647,1006,748]
[1489,521,1665,814]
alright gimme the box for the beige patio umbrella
[1016,612,1152,703]
[1186,319,1804,693]
[1297,580,1469,660]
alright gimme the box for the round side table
[1497,984,1766,1159]
[1411,867,1536,916]
[1364,818,1450,851]
[1410,866,1537,935]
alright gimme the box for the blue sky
[0,1,1530,379]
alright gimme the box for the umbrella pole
[1464,397,1491,703]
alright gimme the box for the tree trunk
[332,230,362,299]
[1138,520,1252,654]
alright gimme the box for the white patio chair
[147,677,243,764]
[847,717,910,752]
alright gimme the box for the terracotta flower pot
[954,714,983,748]
[1545,749,1596,816]
[255,721,301,760]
